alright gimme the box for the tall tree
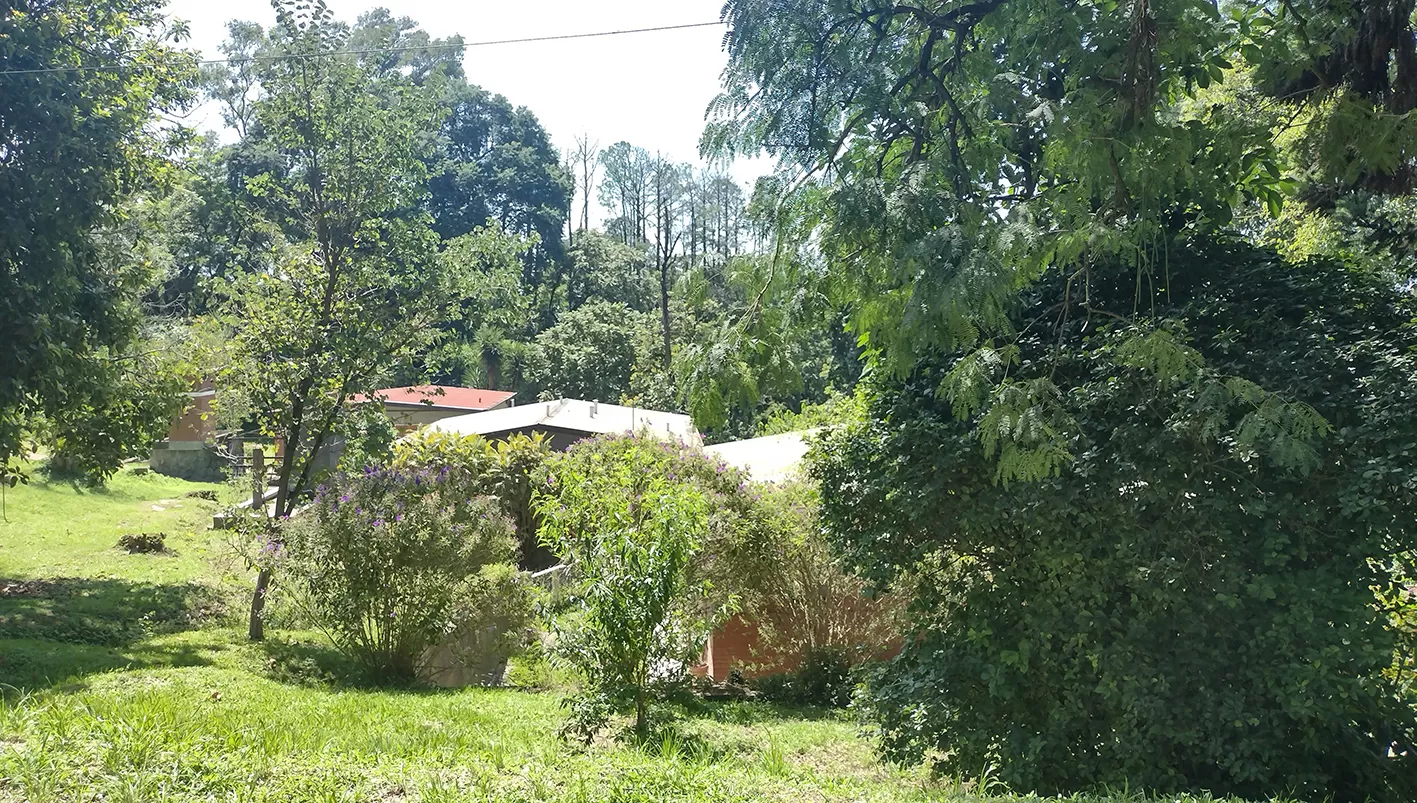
[426,81,571,276]
[598,141,653,245]
[651,157,688,370]
[0,0,197,483]
[572,134,600,235]
[709,0,1416,481]
[221,0,486,641]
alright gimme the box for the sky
[164,0,773,221]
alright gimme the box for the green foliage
[536,435,732,740]
[813,239,1417,800]
[427,80,572,271]
[392,430,553,567]
[0,0,197,483]
[215,2,507,527]
[277,467,522,684]
[750,646,856,709]
[729,481,902,676]
[758,386,866,436]
[677,254,858,433]
[563,230,657,311]
[526,300,645,403]
[708,0,1417,479]
[334,404,397,475]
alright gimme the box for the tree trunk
[635,687,648,741]
[660,259,672,373]
[249,391,306,641]
[248,567,272,641]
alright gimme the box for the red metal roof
[352,385,516,412]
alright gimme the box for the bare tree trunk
[247,448,271,641]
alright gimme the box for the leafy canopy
[0,0,197,482]
[814,239,1417,801]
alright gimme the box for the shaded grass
[0,576,226,646]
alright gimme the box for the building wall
[167,391,216,442]
[150,441,225,482]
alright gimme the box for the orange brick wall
[698,609,903,683]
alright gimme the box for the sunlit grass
[0,465,236,584]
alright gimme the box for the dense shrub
[731,480,902,675]
[815,241,1417,801]
[392,430,552,567]
[117,532,168,554]
[751,646,855,708]
[537,434,732,740]
[278,467,525,683]
[535,432,770,605]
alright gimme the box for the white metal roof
[705,430,817,483]
[428,398,702,446]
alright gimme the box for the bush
[537,434,732,740]
[277,467,525,684]
[117,532,168,554]
[751,646,855,708]
[728,480,902,676]
[393,430,553,568]
[814,241,1417,801]
[534,432,768,607]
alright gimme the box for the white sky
[165,0,772,221]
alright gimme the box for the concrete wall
[150,440,225,483]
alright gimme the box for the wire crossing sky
[162,0,771,220]
[0,21,726,75]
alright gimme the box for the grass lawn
[0,466,235,584]
[0,466,1289,802]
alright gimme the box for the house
[704,430,815,484]
[428,398,701,451]
[353,385,517,433]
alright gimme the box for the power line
[0,20,726,76]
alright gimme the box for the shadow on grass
[0,576,225,647]
[0,635,224,696]
[256,635,376,689]
[678,695,843,725]
[0,576,228,695]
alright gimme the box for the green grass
[0,648,1275,803]
[0,465,1289,802]
[0,466,235,583]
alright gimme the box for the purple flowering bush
[277,466,525,683]
[392,430,554,568]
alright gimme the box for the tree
[525,301,644,403]
[198,20,268,138]
[710,0,1417,482]
[563,230,655,311]
[427,81,572,277]
[537,435,724,741]
[598,141,653,245]
[814,239,1417,801]
[422,228,537,391]
[651,157,688,371]
[0,0,196,482]
[219,0,483,641]
[571,134,600,235]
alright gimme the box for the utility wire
[0,20,726,76]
